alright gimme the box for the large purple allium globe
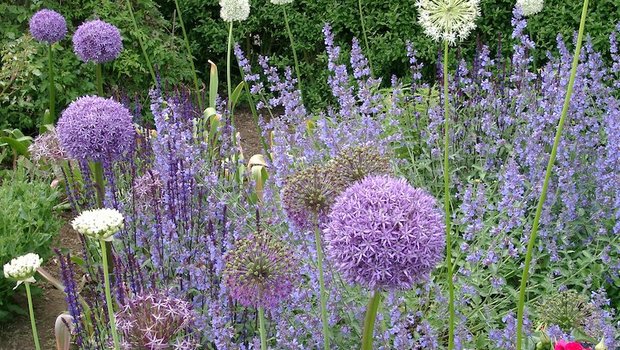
[324,175,445,290]
[29,9,67,44]
[223,231,298,309]
[72,20,122,63]
[57,96,136,162]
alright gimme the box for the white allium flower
[416,0,481,45]
[220,0,250,22]
[3,253,42,289]
[516,0,543,16]
[271,0,293,4]
[71,208,124,241]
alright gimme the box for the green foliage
[0,165,62,322]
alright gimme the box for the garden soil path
[0,110,264,349]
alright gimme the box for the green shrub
[0,166,62,322]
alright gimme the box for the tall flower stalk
[24,282,41,350]
[360,290,381,350]
[258,306,268,350]
[357,0,373,74]
[415,0,480,348]
[174,0,203,109]
[313,217,331,350]
[220,0,249,113]
[515,0,590,347]
[125,0,157,85]
[47,45,56,126]
[282,6,304,98]
[100,238,120,349]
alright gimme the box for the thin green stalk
[93,162,105,208]
[25,282,41,350]
[442,39,455,350]
[313,218,330,350]
[100,239,120,350]
[360,290,381,350]
[95,64,103,96]
[125,0,157,85]
[282,7,303,98]
[226,22,234,113]
[357,0,373,74]
[258,307,267,350]
[45,45,55,127]
[174,0,203,109]
[515,0,589,348]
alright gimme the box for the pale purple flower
[29,9,67,44]
[324,175,445,290]
[72,20,122,63]
[57,95,136,162]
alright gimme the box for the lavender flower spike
[29,9,67,44]
[325,175,445,290]
[72,20,123,63]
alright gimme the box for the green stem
[258,307,267,350]
[314,219,330,350]
[515,0,589,348]
[360,290,381,350]
[45,45,55,127]
[283,7,303,99]
[226,21,234,113]
[25,282,41,350]
[442,39,455,350]
[125,0,157,85]
[93,161,105,208]
[357,0,373,75]
[95,64,103,96]
[100,239,120,350]
[174,0,203,110]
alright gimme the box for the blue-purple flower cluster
[73,20,123,63]
[29,9,66,44]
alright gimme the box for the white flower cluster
[271,0,293,4]
[71,208,124,241]
[220,0,250,22]
[416,0,481,45]
[516,0,543,16]
[3,253,42,289]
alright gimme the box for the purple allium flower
[324,175,445,290]
[29,9,67,44]
[223,231,298,309]
[132,170,162,212]
[29,127,68,163]
[72,20,122,63]
[116,291,199,349]
[281,165,338,230]
[57,96,136,162]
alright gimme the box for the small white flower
[516,0,543,16]
[416,0,481,45]
[71,208,124,241]
[271,0,293,4]
[3,253,42,289]
[220,0,250,22]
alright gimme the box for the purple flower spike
[325,175,445,290]
[72,20,122,63]
[29,9,67,44]
[223,231,298,309]
[57,96,136,162]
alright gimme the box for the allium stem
[125,0,157,85]
[361,290,381,350]
[357,0,373,75]
[95,64,103,96]
[314,219,331,350]
[515,0,589,348]
[258,306,268,350]
[174,0,203,110]
[226,21,234,113]
[100,239,121,350]
[442,39,456,350]
[282,7,304,100]
[44,45,56,128]
[93,161,105,208]
[25,282,41,350]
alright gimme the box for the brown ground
[0,110,265,349]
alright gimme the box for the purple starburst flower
[324,175,445,290]
[116,291,200,349]
[57,96,136,162]
[29,127,68,163]
[29,9,67,44]
[223,231,298,309]
[72,19,122,63]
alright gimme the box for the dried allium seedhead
[29,128,68,164]
[536,290,594,332]
[223,231,298,309]
[327,146,392,193]
[281,165,337,230]
[133,171,162,211]
[116,292,199,349]
[324,175,445,290]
